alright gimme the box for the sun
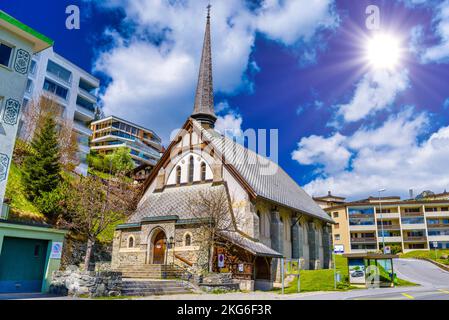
[365,33,402,70]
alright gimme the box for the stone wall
[199,273,240,292]
[49,267,122,298]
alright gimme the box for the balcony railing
[377,224,401,230]
[401,211,424,217]
[351,237,377,243]
[403,236,427,242]
[78,87,97,102]
[349,214,374,218]
[427,223,449,229]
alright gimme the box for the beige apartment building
[318,192,449,253]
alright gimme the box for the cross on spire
[191,3,217,128]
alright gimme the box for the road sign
[218,254,225,268]
[384,246,391,254]
[334,245,344,254]
[433,241,438,248]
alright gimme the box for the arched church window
[257,210,263,236]
[176,166,181,185]
[200,162,207,182]
[128,236,135,248]
[185,233,192,246]
[188,156,194,183]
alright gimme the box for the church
[111,7,334,291]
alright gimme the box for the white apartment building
[20,47,99,175]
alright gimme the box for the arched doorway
[152,230,167,264]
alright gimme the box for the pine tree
[23,116,61,201]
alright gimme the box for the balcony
[73,121,92,137]
[349,224,377,231]
[403,236,427,242]
[379,236,402,243]
[78,88,97,103]
[401,211,424,217]
[401,223,427,230]
[425,211,449,218]
[428,235,449,242]
[376,212,400,219]
[427,223,449,229]
[75,104,95,121]
[351,237,377,244]
[377,224,401,230]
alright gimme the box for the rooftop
[0,10,53,52]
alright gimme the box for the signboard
[218,254,225,268]
[348,258,366,284]
[433,241,438,248]
[284,259,301,275]
[238,264,244,273]
[334,245,344,254]
[384,246,391,254]
[50,242,63,259]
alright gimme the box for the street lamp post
[378,189,386,254]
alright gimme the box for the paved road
[294,258,449,300]
[2,259,448,300]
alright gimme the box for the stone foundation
[199,273,240,292]
[49,267,122,298]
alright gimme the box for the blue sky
[2,0,449,200]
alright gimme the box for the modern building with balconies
[320,194,449,253]
[90,116,163,168]
[19,47,100,175]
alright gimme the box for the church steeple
[191,4,217,128]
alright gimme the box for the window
[185,234,192,246]
[26,79,33,93]
[425,207,438,212]
[176,166,181,185]
[257,210,263,236]
[333,212,339,218]
[334,223,340,229]
[200,162,207,182]
[442,207,449,212]
[334,234,341,241]
[46,60,72,83]
[29,60,37,75]
[188,156,194,183]
[128,236,135,248]
[0,43,13,67]
[43,79,69,100]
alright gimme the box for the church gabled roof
[129,183,227,223]
[192,120,334,224]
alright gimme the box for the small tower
[191,4,217,129]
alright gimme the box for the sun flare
[365,33,402,70]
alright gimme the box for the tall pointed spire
[191,4,217,128]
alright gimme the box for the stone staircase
[118,264,182,279]
[121,279,194,296]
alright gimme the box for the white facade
[20,47,100,175]
[0,11,53,215]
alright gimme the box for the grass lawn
[5,163,45,221]
[280,254,416,294]
[400,249,449,266]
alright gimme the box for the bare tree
[63,175,141,270]
[19,94,80,170]
[187,188,243,273]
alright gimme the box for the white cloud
[336,69,409,123]
[92,0,339,142]
[292,108,449,200]
[256,0,339,45]
[421,0,449,63]
[215,113,244,137]
[292,133,351,174]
